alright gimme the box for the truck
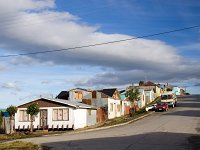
[161,92,177,108]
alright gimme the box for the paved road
[22,95,200,150]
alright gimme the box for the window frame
[52,108,69,121]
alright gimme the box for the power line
[0,24,200,58]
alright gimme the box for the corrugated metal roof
[50,98,96,109]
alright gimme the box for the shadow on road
[178,95,200,102]
[177,102,200,108]
[164,110,200,117]
[41,132,200,150]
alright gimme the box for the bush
[136,108,146,114]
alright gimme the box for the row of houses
[13,81,183,131]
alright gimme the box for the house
[56,88,123,120]
[140,81,162,98]
[144,88,155,104]
[91,88,122,119]
[15,98,97,130]
[136,89,146,108]
[120,90,131,115]
[172,86,181,95]
[68,88,91,103]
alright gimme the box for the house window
[110,103,113,112]
[117,104,121,112]
[88,109,92,116]
[53,108,69,121]
[19,110,33,122]
[92,91,97,98]
[75,92,83,99]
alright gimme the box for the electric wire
[0,24,200,58]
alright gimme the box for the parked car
[145,104,157,111]
[155,102,169,112]
[161,92,177,108]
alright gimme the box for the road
[21,95,200,150]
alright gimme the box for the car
[155,102,169,112]
[161,92,177,108]
[145,104,157,111]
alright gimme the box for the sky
[0,0,200,108]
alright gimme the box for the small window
[75,92,83,99]
[117,104,121,112]
[88,109,92,116]
[92,91,97,98]
[19,110,30,122]
[110,103,113,112]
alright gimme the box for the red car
[155,102,169,112]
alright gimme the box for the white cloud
[9,56,54,66]
[0,82,21,91]
[0,0,55,13]
[178,43,200,51]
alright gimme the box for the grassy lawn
[0,141,40,150]
[0,131,68,142]
[0,132,41,142]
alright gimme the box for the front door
[40,109,48,129]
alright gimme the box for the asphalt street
[21,95,200,150]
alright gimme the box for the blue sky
[0,0,200,108]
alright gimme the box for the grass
[0,141,40,150]
[0,130,69,142]
[99,97,161,127]
[99,111,149,127]
[0,132,40,142]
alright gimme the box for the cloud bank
[0,0,199,87]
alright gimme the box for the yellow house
[140,81,162,98]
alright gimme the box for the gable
[56,91,69,100]
[101,88,117,97]
[112,90,121,99]
[18,99,68,108]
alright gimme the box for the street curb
[64,111,154,135]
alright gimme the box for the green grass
[0,141,40,150]
[0,132,43,142]
[99,111,149,127]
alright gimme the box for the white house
[15,98,97,130]
[136,89,146,108]
[144,90,155,105]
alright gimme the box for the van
[161,92,177,107]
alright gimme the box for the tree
[6,105,17,134]
[126,87,140,116]
[139,81,144,86]
[27,103,40,132]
